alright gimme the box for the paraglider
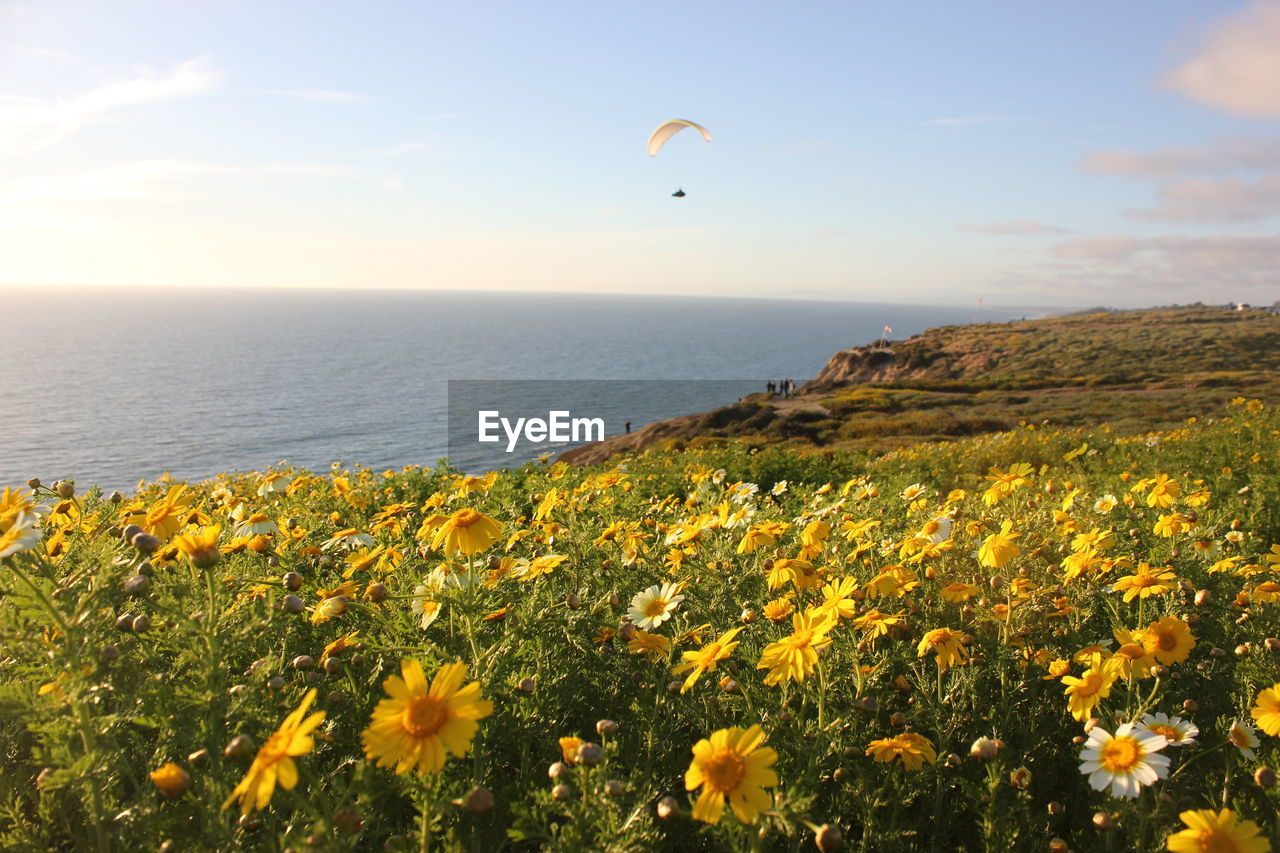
[648,119,709,197]
[646,119,711,157]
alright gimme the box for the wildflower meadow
[3,399,1280,852]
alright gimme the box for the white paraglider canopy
[646,119,711,157]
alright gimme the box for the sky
[2,1,1279,308]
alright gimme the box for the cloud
[271,88,369,102]
[926,114,1019,126]
[1161,1,1280,118]
[957,221,1070,235]
[1082,136,1280,177]
[0,58,220,154]
[1129,174,1280,222]
[0,159,387,205]
[1052,235,1139,260]
[1046,233,1280,296]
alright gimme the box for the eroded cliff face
[801,329,999,392]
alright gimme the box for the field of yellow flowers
[3,399,1280,852]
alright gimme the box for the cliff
[558,305,1280,466]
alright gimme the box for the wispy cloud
[1129,174,1280,222]
[269,88,369,103]
[1008,232,1280,302]
[0,159,395,204]
[957,221,1070,235]
[0,58,221,154]
[1082,136,1280,177]
[1161,1,1280,119]
[1052,235,1139,260]
[925,114,1020,126]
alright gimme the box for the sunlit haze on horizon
[3,1,1280,308]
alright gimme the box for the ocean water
[1,287,1027,491]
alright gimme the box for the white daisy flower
[627,581,685,630]
[1078,723,1169,799]
[256,473,293,497]
[1137,712,1199,747]
[770,480,788,496]
[1229,720,1260,761]
[0,512,44,558]
[233,511,278,538]
[1094,494,1117,513]
[321,528,376,551]
[410,585,442,629]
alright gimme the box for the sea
[1,287,1031,492]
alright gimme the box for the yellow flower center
[258,730,291,764]
[644,598,669,617]
[1197,829,1238,853]
[1100,736,1141,772]
[402,695,448,737]
[1116,644,1147,661]
[783,628,814,649]
[700,749,746,794]
[1146,724,1178,741]
[453,510,482,527]
[1131,574,1158,588]
[1154,631,1177,651]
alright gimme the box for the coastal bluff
[557,305,1280,467]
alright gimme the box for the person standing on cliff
[625,420,631,434]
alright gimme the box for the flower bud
[1009,767,1032,790]
[815,824,843,852]
[1092,812,1114,831]
[323,657,343,675]
[548,761,567,779]
[656,796,678,819]
[292,655,314,670]
[131,614,151,633]
[187,748,209,767]
[224,734,255,762]
[1047,801,1065,816]
[1265,638,1280,653]
[596,719,618,736]
[1255,766,1277,788]
[551,784,572,801]
[131,533,162,555]
[463,785,494,813]
[55,480,76,499]
[565,592,581,610]
[1194,589,1211,606]
[576,743,602,766]
[281,594,305,613]
[969,737,1000,761]
[124,575,151,596]
[1048,839,1070,853]
[605,779,626,797]
[366,582,389,603]
[109,491,123,503]
[26,478,41,490]
[116,613,135,631]
[741,608,758,624]
[100,644,120,662]
[517,677,536,693]
[889,711,906,728]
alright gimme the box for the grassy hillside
[3,398,1280,851]
[589,305,1280,458]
